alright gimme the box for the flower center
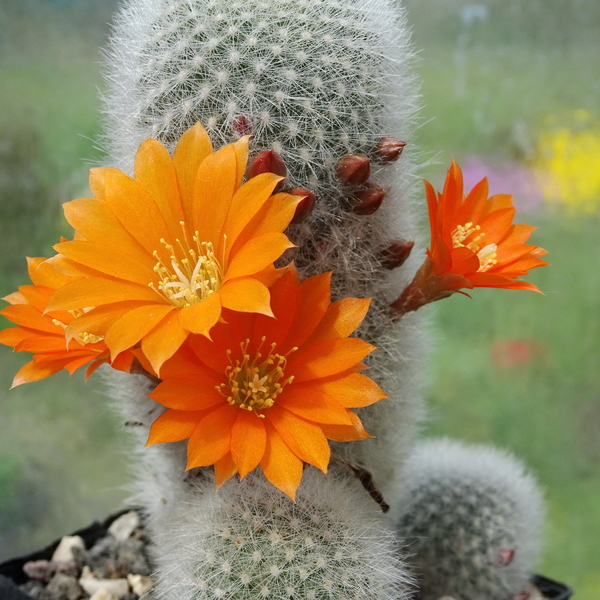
[217,338,297,417]
[149,222,225,308]
[452,222,498,272]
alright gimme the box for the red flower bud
[287,187,317,224]
[380,240,414,269]
[335,153,371,186]
[245,149,287,192]
[374,137,406,164]
[352,183,388,215]
[232,114,253,136]
[498,549,515,566]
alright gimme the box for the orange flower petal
[219,278,273,316]
[11,358,64,387]
[306,297,371,345]
[295,372,387,408]
[172,122,213,221]
[17,285,54,313]
[231,410,267,478]
[194,143,240,249]
[140,310,189,374]
[225,232,294,280]
[150,375,225,411]
[186,404,238,469]
[100,167,171,256]
[281,271,331,351]
[1,304,63,334]
[288,338,376,383]
[54,241,156,285]
[104,304,174,358]
[320,410,372,442]
[260,421,303,500]
[147,409,209,445]
[214,453,238,489]
[47,277,160,311]
[134,138,185,237]
[65,301,151,342]
[62,198,151,266]
[225,173,286,248]
[0,327,34,347]
[178,293,222,336]
[280,387,352,425]
[267,407,330,473]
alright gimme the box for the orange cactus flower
[45,123,300,374]
[146,268,387,500]
[391,161,548,315]
[0,257,134,387]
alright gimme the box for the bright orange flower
[0,257,134,387]
[146,268,387,500]
[391,161,548,315]
[45,123,300,374]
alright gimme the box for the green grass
[0,1,599,597]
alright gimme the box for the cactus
[103,0,427,496]
[99,1,426,598]
[150,467,413,600]
[393,438,546,600]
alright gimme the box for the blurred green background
[0,0,599,597]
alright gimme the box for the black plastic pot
[531,574,574,600]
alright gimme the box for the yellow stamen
[216,337,297,417]
[452,222,497,271]
[149,222,225,308]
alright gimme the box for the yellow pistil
[216,337,297,418]
[148,222,225,308]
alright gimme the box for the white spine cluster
[151,468,413,600]
[103,0,428,497]
[393,438,546,600]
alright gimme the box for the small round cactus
[150,468,413,600]
[393,438,546,600]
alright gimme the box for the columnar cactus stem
[104,0,427,503]
[102,1,425,597]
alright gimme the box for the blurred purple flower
[461,156,542,212]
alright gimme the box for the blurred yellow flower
[535,110,600,213]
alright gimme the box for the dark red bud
[380,240,415,269]
[352,183,388,215]
[287,187,317,224]
[374,137,406,164]
[335,153,371,186]
[498,549,515,566]
[245,150,287,192]
[232,114,253,136]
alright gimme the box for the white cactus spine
[393,438,546,600]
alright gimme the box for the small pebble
[52,536,85,562]
[108,512,140,542]
[79,568,129,599]
[89,589,119,600]
[23,560,79,582]
[46,573,83,600]
[127,574,153,597]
